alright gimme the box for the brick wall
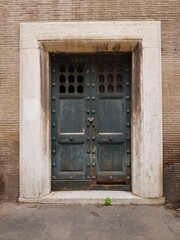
[0,0,179,202]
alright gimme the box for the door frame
[20,21,163,199]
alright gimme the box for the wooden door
[51,54,131,190]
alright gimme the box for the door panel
[92,55,130,184]
[58,99,85,132]
[56,143,86,179]
[96,99,124,132]
[51,54,131,190]
[98,144,125,172]
[51,55,87,186]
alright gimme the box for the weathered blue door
[51,54,131,190]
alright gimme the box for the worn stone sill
[19,191,165,205]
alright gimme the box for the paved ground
[0,203,179,240]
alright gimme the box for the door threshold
[19,191,165,205]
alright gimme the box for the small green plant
[104,197,112,206]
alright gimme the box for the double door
[51,54,131,190]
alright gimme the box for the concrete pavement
[0,203,179,240]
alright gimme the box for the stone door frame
[20,21,163,199]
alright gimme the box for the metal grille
[98,63,124,94]
[59,63,84,94]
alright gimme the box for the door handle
[87,117,95,123]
